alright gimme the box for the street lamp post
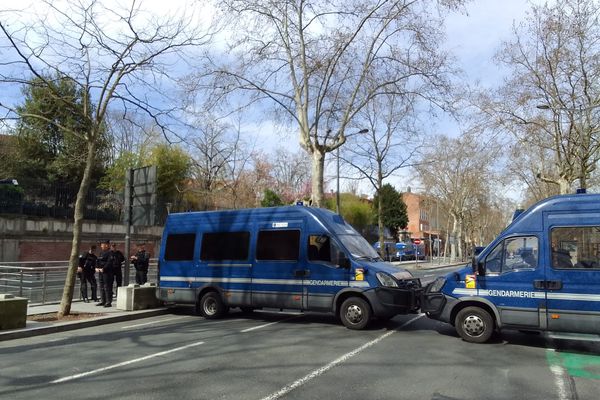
[336,128,368,214]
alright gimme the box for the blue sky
[0,0,549,200]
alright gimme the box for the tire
[455,306,494,343]
[339,297,372,330]
[198,292,227,319]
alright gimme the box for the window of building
[200,232,250,261]
[256,230,300,261]
[164,233,196,261]
[551,227,600,269]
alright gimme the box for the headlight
[376,272,398,288]
[429,277,446,293]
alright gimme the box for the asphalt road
[2,267,599,400]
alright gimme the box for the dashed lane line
[121,316,190,329]
[259,314,425,400]
[51,341,205,384]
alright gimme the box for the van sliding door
[252,222,304,309]
[546,223,600,334]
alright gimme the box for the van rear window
[164,233,196,261]
[200,232,250,261]
[256,230,300,261]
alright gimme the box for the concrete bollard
[116,284,160,311]
[0,294,28,330]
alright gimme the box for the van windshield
[338,234,381,260]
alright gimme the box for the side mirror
[473,257,486,276]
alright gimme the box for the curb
[0,308,169,342]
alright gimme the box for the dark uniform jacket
[78,252,97,274]
[132,250,150,272]
[97,249,117,273]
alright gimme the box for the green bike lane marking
[547,350,600,380]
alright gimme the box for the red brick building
[401,189,445,256]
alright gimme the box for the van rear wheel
[339,297,371,330]
[199,292,227,319]
[455,306,494,343]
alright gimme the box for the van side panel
[544,211,600,334]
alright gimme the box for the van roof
[505,193,600,235]
[164,206,357,235]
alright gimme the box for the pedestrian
[131,242,150,285]
[78,245,98,303]
[96,239,116,308]
[111,242,125,290]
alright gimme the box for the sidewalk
[1,299,168,342]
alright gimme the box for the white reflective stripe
[453,288,600,302]
[547,292,600,302]
[253,278,303,285]
[349,281,370,287]
[160,276,371,288]
[161,277,251,284]
[452,288,477,296]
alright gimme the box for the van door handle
[294,269,309,278]
[546,280,562,290]
[533,280,546,289]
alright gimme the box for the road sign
[413,239,422,245]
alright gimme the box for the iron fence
[0,260,158,305]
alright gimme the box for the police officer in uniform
[96,240,116,307]
[131,242,150,284]
[78,245,98,302]
[111,242,125,290]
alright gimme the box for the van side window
[164,233,196,261]
[485,236,538,273]
[256,230,300,261]
[200,232,250,261]
[551,227,600,269]
[308,235,332,262]
[504,236,538,271]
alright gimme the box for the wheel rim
[345,304,363,324]
[462,314,486,337]
[203,298,217,316]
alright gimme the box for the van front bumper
[421,287,458,324]
[365,280,422,317]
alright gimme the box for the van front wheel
[199,292,227,319]
[455,306,494,343]
[339,297,371,330]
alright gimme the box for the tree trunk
[378,189,385,259]
[558,177,571,194]
[450,215,459,262]
[58,138,97,317]
[310,150,325,207]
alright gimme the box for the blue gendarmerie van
[422,192,600,342]
[157,205,421,329]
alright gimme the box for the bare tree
[344,92,423,256]
[415,130,500,261]
[207,0,466,206]
[271,147,311,203]
[490,0,600,194]
[0,0,214,316]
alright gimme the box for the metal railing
[0,260,157,305]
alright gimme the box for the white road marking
[547,348,575,400]
[121,316,189,329]
[51,341,205,384]
[259,314,425,400]
[241,315,303,333]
